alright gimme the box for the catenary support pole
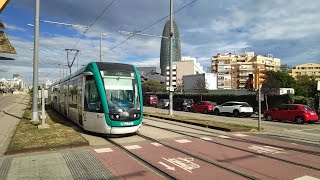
[168,0,173,115]
[31,0,40,122]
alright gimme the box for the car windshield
[240,103,251,107]
[209,102,217,106]
[150,96,158,100]
[302,106,312,110]
[101,70,140,113]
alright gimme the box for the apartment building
[289,63,320,81]
[211,52,281,89]
[166,56,206,90]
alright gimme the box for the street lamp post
[28,1,88,122]
[31,0,40,122]
[100,33,107,62]
[168,0,173,115]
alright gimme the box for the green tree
[142,80,165,93]
[294,75,317,97]
[261,70,296,94]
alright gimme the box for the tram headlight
[109,114,120,120]
[134,113,140,119]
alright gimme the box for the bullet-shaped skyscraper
[160,20,181,75]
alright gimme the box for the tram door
[83,75,102,131]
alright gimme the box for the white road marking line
[200,137,213,141]
[175,139,192,143]
[218,135,231,139]
[233,134,248,137]
[94,148,113,153]
[151,142,162,146]
[124,145,142,150]
[294,175,320,180]
[248,145,288,154]
[159,162,175,171]
[291,143,298,145]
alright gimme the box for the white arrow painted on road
[159,162,175,171]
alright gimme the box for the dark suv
[173,98,193,111]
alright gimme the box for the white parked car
[156,99,169,109]
[213,101,253,117]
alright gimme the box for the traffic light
[258,69,267,85]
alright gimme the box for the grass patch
[144,111,259,132]
[7,105,88,154]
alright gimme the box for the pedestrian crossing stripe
[201,137,213,141]
[94,148,113,153]
[233,134,248,137]
[124,145,142,150]
[218,135,231,139]
[151,142,163,146]
[175,139,192,143]
[294,175,320,180]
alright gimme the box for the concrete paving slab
[6,153,73,180]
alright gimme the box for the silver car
[156,99,169,109]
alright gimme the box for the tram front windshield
[101,70,140,113]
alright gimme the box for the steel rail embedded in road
[143,118,320,171]
[103,137,177,180]
[143,117,320,155]
[136,133,260,180]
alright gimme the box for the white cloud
[5,24,27,32]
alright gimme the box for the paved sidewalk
[0,94,30,156]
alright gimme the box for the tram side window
[84,76,102,112]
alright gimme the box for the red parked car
[143,95,158,106]
[190,101,217,114]
[263,104,319,124]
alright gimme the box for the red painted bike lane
[92,147,164,180]
[124,142,248,180]
[165,137,320,180]
[231,133,320,155]
[213,134,320,170]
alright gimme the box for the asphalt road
[144,106,320,146]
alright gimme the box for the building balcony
[239,68,254,71]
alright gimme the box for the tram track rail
[144,116,320,155]
[135,133,260,180]
[143,117,320,171]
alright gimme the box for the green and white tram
[48,62,143,134]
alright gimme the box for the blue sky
[1,0,320,84]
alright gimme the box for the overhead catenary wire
[56,0,118,67]
[70,0,118,50]
[97,0,199,60]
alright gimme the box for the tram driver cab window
[84,76,102,112]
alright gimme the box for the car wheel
[204,109,208,114]
[214,109,220,115]
[265,114,273,121]
[295,116,305,124]
[233,110,240,117]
